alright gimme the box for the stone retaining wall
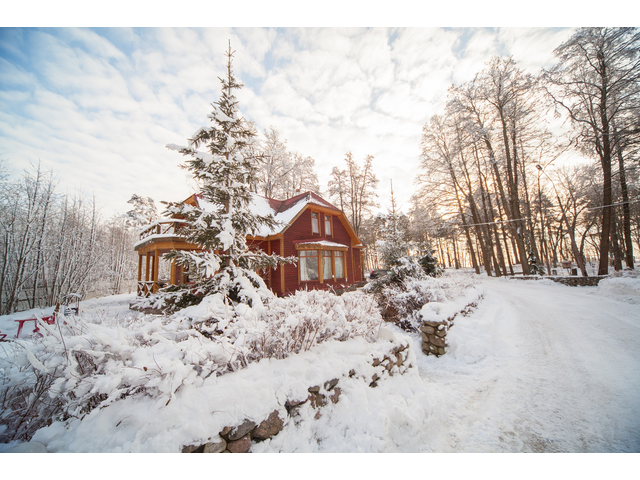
[181,341,412,453]
[420,296,483,357]
[509,275,606,287]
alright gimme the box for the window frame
[334,250,345,279]
[297,244,348,284]
[322,250,333,280]
[324,214,332,236]
[311,211,319,234]
[299,249,319,281]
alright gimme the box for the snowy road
[418,277,640,452]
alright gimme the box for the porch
[134,219,199,297]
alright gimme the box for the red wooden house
[134,191,365,296]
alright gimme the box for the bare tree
[328,152,379,237]
[545,27,640,274]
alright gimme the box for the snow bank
[0,289,385,450]
[596,274,640,304]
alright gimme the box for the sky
[0,14,581,219]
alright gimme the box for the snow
[2,270,639,456]
[296,240,349,248]
[195,192,332,238]
[133,232,180,249]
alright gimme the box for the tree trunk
[613,124,634,269]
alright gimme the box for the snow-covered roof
[194,191,342,238]
[295,240,349,249]
[134,233,182,250]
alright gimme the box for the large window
[325,215,331,236]
[311,212,319,234]
[323,251,333,280]
[300,248,346,282]
[300,250,319,281]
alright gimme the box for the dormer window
[312,212,319,234]
[325,215,331,236]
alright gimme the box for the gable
[188,191,362,246]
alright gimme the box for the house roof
[193,191,345,239]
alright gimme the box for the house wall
[279,208,357,295]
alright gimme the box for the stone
[309,392,326,408]
[421,332,430,343]
[285,398,307,410]
[227,419,256,441]
[428,335,445,347]
[324,378,339,391]
[203,438,227,453]
[219,426,233,439]
[420,325,435,334]
[330,387,341,404]
[437,347,446,355]
[226,434,251,453]
[252,410,284,440]
[308,385,321,393]
[423,320,443,327]
[181,444,203,453]
[435,329,447,337]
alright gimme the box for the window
[325,215,331,236]
[323,250,333,280]
[311,212,319,234]
[300,250,318,281]
[334,251,344,278]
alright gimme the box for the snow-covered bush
[368,272,477,331]
[0,290,382,442]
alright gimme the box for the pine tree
[163,42,291,309]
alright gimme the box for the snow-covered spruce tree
[162,44,292,311]
[417,244,440,277]
[370,182,433,289]
[527,252,545,276]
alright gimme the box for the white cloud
[0,27,577,220]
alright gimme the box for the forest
[1,27,638,315]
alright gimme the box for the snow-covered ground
[1,271,639,456]
[417,274,640,453]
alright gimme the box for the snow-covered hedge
[0,290,382,442]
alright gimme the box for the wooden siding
[281,208,357,295]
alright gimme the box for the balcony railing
[139,219,186,242]
[137,281,160,297]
